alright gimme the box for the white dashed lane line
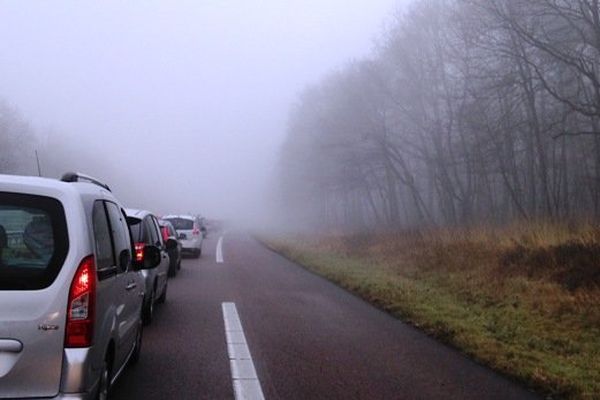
[216,236,224,263]
[222,302,265,400]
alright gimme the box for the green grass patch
[260,223,600,399]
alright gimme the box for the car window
[105,202,131,273]
[0,192,69,290]
[164,217,193,230]
[142,220,151,244]
[160,225,169,242]
[127,217,143,243]
[152,216,164,246]
[145,216,159,246]
[93,201,115,272]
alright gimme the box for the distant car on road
[126,208,174,325]
[162,214,204,258]
[0,172,161,400]
[159,219,182,277]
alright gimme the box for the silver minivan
[0,173,161,399]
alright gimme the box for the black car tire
[129,320,143,365]
[157,281,167,304]
[168,262,177,277]
[96,355,112,400]
[142,291,154,326]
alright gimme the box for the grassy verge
[260,223,600,399]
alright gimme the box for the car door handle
[125,282,137,291]
[0,339,23,353]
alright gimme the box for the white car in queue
[161,215,204,258]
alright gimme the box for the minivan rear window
[164,217,193,230]
[127,217,143,242]
[0,192,69,290]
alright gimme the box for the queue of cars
[0,172,205,400]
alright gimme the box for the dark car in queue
[158,219,182,277]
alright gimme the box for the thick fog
[0,0,400,224]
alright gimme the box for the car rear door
[168,224,182,255]
[104,202,139,367]
[0,192,70,398]
[146,216,168,291]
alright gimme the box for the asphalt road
[111,230,539,400]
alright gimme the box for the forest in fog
[0,102,36,175]
[279,0,600,231]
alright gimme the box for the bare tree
[278,0,600,231]
[0,100,37,175]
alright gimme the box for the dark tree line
[279,0,600,231]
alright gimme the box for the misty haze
[0,0,397,224]
[1,1,599,400]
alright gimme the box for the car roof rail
[60,172,111,192]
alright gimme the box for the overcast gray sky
[0,0,403,221]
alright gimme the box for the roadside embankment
[260,223,600,399]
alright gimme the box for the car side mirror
[142,245,161,269]
[166,238,178,251]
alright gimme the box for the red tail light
[65,255,96,348]
[134,242,145,262]
[192,227,200,236]
[161,227,169,242]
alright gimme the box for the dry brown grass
[262,221,600,399]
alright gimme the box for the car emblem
[38,324,59,331]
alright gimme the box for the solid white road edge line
[222,302,265,400]
[216,236,224,263]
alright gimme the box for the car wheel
[142,291,154,326]
[96,357,111,400]
[194,248,201,258]
[129,320,143,365]
[157,281,167,304]
[168,263,177,278]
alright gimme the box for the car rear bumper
[180,238,201,250]
[55,347,98,400]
